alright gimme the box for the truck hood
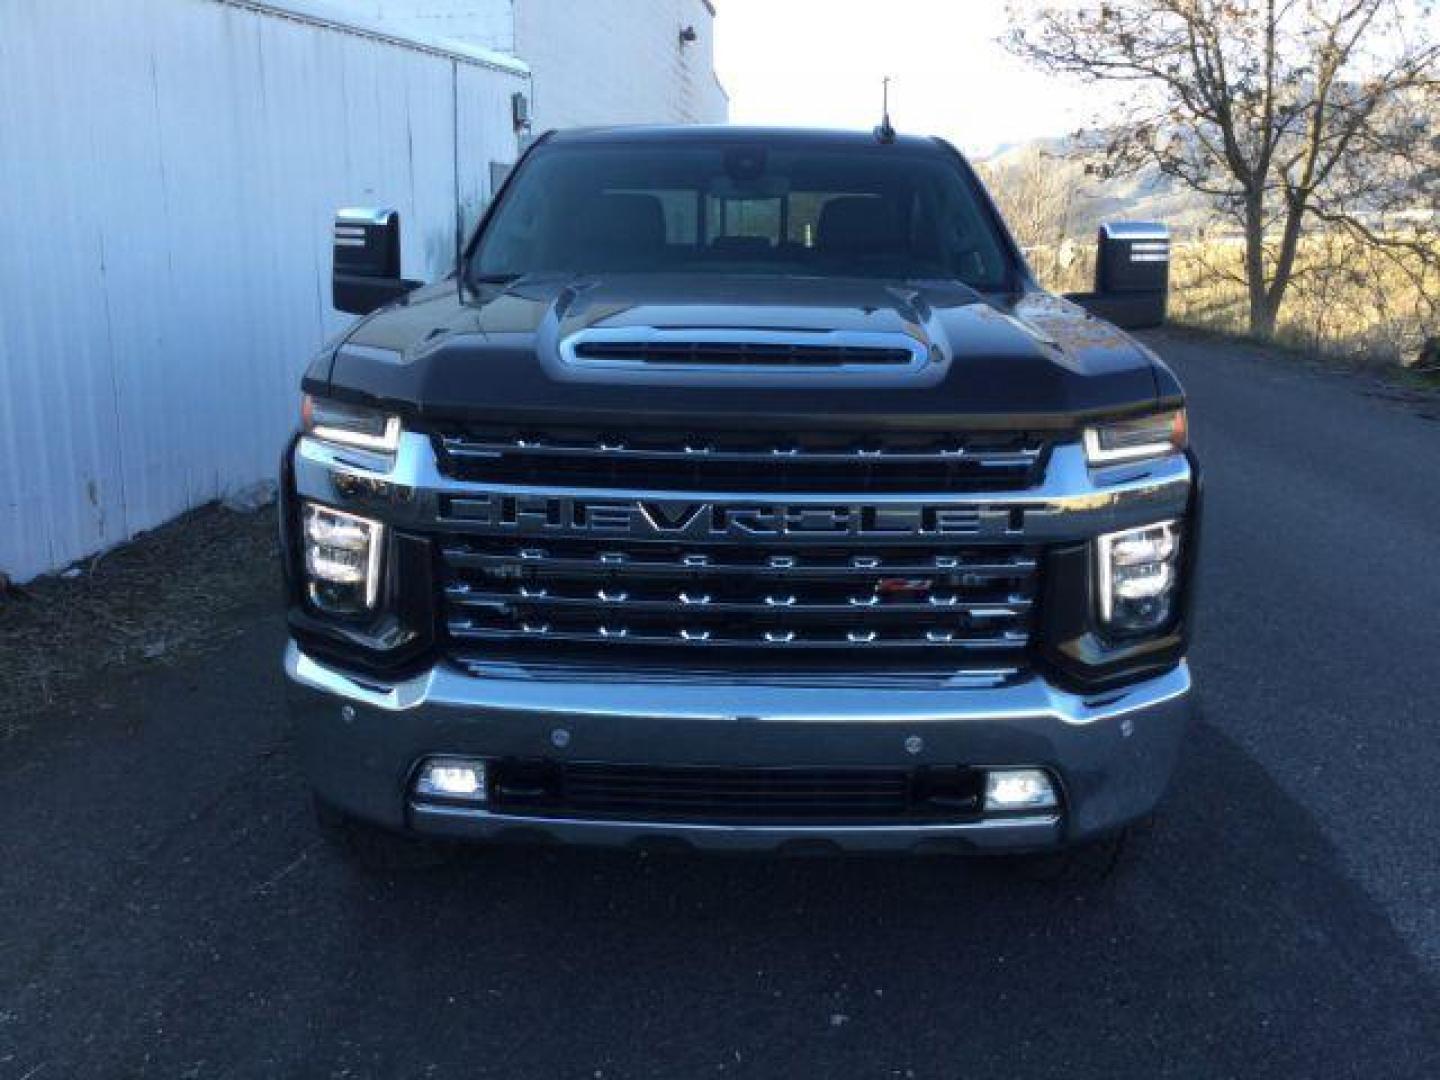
[316,274,1168,430]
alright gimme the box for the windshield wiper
[461,271,525,302]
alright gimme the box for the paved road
[3,331,1438,1078]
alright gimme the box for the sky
[711,0,1113,157]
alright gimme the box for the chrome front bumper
[286,644,1192,854]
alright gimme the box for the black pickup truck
[282,126,1199,873]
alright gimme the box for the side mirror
[1064,222,1169,329]
[332,208,423,316]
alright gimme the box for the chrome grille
[438,536,1039,669]
[433,425,1050,493]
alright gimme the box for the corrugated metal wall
[0,0,527,581]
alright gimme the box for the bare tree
[980,144,1081,250]
[978,145,1090,288]
[1005,0,1440,337]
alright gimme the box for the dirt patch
[0,503,281,734]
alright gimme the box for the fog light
[984,769,1058,812]
[415,759,488,803]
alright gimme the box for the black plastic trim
[1034,450,1202,692]
[282,439,440,677]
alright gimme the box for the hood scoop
[551,327,944,388]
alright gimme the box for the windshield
[471,141,1016,289]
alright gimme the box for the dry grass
[0,503,281,735]
[1031,232,1440,379]
[1171,235,1439,369]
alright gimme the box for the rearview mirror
[1064,222,1170,330]
[332,208,422,316]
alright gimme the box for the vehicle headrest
[816,196,901,256]
[579,193,666,254]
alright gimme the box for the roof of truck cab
[543,125,945,151]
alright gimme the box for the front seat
[573,192,667,266]
[815,196,902,259]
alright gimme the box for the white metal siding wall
[356,0,517,53]
[358,0,729,132]
[0,0,526,582]
[515,0,728,131]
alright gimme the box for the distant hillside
[977,137,1217,238]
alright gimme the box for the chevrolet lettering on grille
[443,493,1008,540]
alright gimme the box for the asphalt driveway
[2,331,1438,1078]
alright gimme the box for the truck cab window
[474,142,1014,288]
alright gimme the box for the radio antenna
[874,76,896,144]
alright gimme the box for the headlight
[303,503,384,613]
[302,394,400,454]
[1096,520,1181,635]
[1084,409,1187,465]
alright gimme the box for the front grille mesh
[434,425,1050,493]
[487,762,986,822]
